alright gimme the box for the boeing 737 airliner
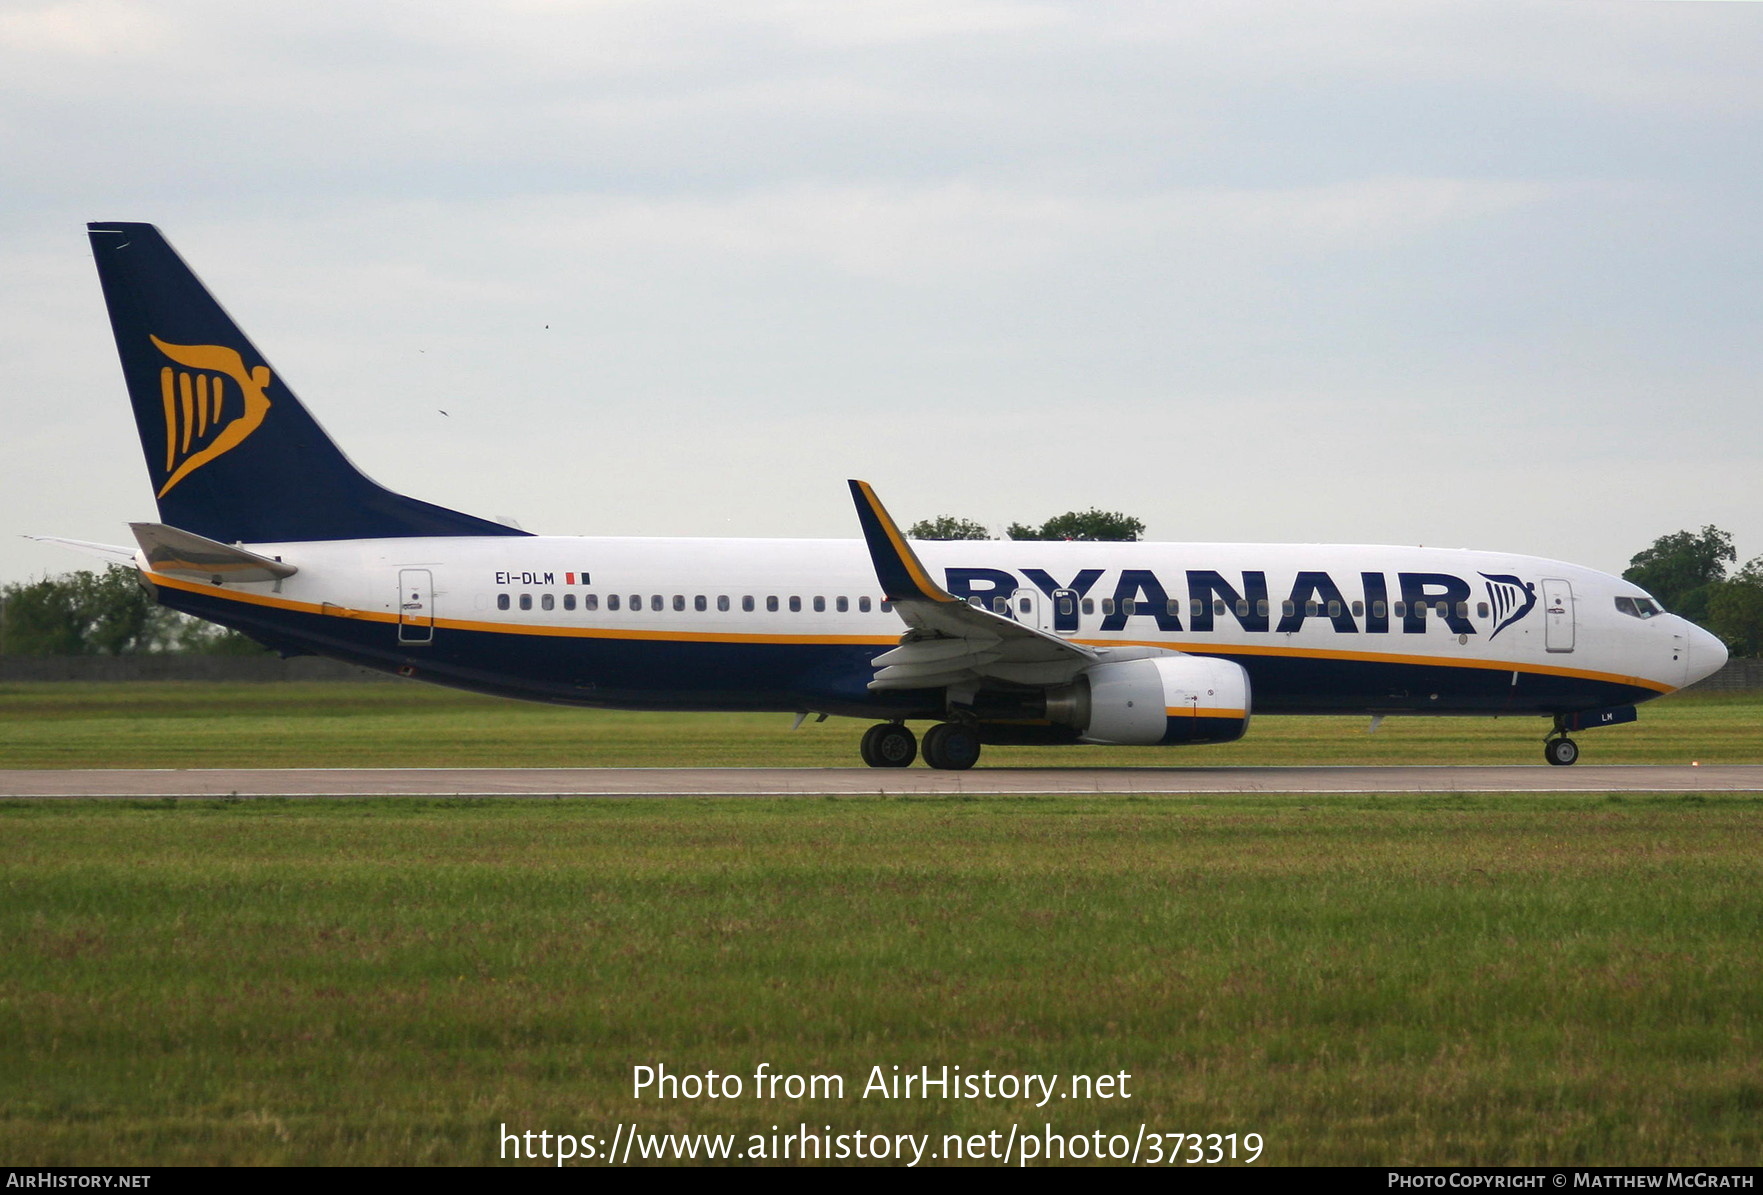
[51,223,1728,770]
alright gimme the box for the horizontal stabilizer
[23,535,139,567]
[130,522,298,583]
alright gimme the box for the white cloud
[3,0,1761,586]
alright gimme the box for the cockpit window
[1615,596,1664,619]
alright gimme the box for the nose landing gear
[1544,734,1580,766]
[1543,705,1638,766]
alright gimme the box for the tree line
[908,509,1145,543]
[3,522,1760,657]
[0,566,264,657]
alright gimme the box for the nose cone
[1684,622,1729,688]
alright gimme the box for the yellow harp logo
[150,335,273,498]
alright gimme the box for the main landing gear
[859,722,981,771]
[859,722,916,768]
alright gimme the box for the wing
[848,480,1098,690]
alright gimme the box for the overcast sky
[3,0,1759,587]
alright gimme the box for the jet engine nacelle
[1047,654,1252,747]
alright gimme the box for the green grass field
[0,681,1757,769]
[3,793,1761,1166]
[1,684,1760,1166]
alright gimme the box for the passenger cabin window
[608,594,620,611]
[651,595,663,612]
[585,594,598,611]
[563,594,576,611]
[541,594,555,611]
[1019,597,1032,614]
[813,596,826,613]
[767,596,779,613]
[836,596,848,613]
[673,595,685,612]
[789,596,801,613]
[716,595,729,612]
[497,594,510,611]
[858,596,871,613]
[742,596,755,612]
[519,594,532,611]
[1081,599,1095,615]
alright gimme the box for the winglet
[848,480,956,603]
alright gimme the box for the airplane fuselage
[141,535,1705,721]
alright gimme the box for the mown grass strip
[2,794,1760,1165]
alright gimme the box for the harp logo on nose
[150,335,273,498]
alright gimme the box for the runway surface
[3,764,1761,798]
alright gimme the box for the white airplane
[52,222,1728,770]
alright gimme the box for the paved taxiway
[2,765,1760,798]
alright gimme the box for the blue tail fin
[87,222,529,543]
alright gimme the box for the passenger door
[1542,577,1574,653]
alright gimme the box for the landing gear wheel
[922,722,981,771]
[860,722,916,768]
[1544,737,1579,767]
